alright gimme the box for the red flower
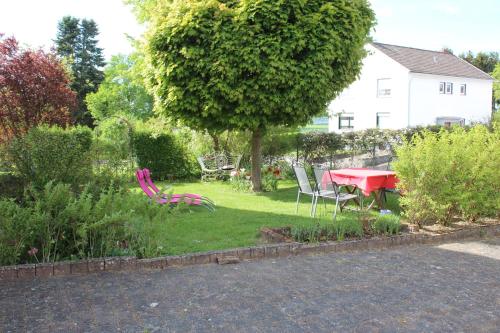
[273,168,281,176]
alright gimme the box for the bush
[294,125,459,163]
[261,127,298,163]
[229,169,252,192]
[0,182,172,265]
[297,131,344,163]
[0,172,25,200]
[0,199,35,265]
[132,129,193,180]
[393,125,500,225]
[261,165,281,192]
[372,214,400,235]
[291,219,363,243]
[5,125,92,189]
[229,165,282,192]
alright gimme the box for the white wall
[408,73,493,126]
[328,45,409,133]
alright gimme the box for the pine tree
[54,16,80,59]
[54,17,105,126]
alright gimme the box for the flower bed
[260,218,499,244]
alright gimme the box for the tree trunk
[251,128,263,192]
[208,131,220,152]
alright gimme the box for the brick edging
[1,224,499,281]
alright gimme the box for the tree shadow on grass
[164,204,361,255]
[256,184,402,216]
[255,185,299,203]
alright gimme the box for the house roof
[371,42,493,80]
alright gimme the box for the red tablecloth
[322,168,398,197]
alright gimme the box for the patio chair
[292,162,316,216]
[142,168,215,208]
[219,154,242,176]
[382,155,401,201]
[197,155,222,181]
[312,165,360,221]
[136,169,215,211]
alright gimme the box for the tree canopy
[493,63,500,110]
[124,0,163,24]
[460,51,499,74]
[55,16,105,126]
[0,35,76,142]
[145,0,375,190]
[460,50,500,114]
[86,53,153,121]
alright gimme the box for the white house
[328,42,494,133]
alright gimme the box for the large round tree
[146,0,375,191]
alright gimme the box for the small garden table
[323,168,398,210]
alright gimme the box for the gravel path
[1,238,499,332]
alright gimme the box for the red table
[322,168,398,209]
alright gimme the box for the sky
[0,0,499,61]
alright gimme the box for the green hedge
[393,125,500,225]
[295,125,463,162]
[132,130,194,180]
[5,125,93,189]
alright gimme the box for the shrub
[0,172,25,200]
[132,129,193,180]
[0,182,172,265]
[297,132,344,163]
[92,118,136,184]
[274,159,295,180]
[229,165,281,192]
[332,219,364,241]
[261,165,281,192]
[0,199,36,265]
[261,127,298,163]
[372,214,401,235]
[291,219,363,243]
[393,125,500,225]
[294,125,459,163]
[5,125,92,189]
[229,169,252,192]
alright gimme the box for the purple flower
[27,247,38,256]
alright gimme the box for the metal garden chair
[219,154,242,177]
[197,155,222,181]
[292,162,316,216]
[383,155,401,201]
[312,165,361,221]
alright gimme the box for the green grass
[132,180,401,255]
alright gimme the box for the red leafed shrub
[0,34,76,142]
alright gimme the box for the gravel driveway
[1,238,499,332]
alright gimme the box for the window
[460,84,467,95]
[439,82,446,94]
[377,79,392,97]
[446,82,453,94]
[376,112,390,129]
[338,115,354,129]
[436,117,465,127]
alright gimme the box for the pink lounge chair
[136,169,215,211]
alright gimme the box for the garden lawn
[133,180,401,256]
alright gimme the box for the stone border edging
[1,224,499,281]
